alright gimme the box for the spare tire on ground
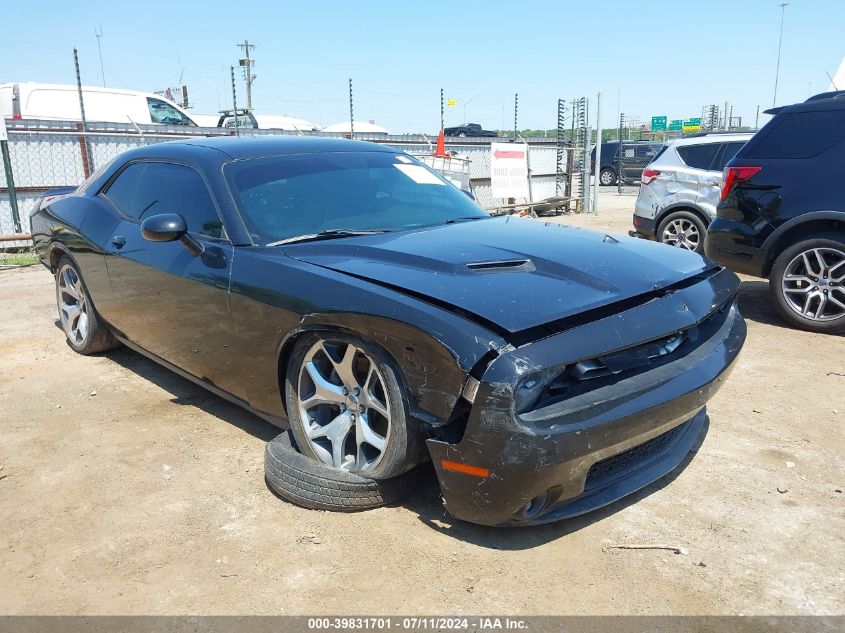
[264,431,420,512]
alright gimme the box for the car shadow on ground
[736,279,784,328]
[84,338,281,443]
[402,418,710,550]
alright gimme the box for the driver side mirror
[141,213,187,242]
[462,188,476,201]
[141,213,204,256]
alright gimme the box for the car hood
[285,216,716,334]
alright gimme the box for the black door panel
[102,160,236,384]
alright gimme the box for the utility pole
[513,93,518,140]
[94,26,105,87]
[237,39,256,110]
[773,2,788,108]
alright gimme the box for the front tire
[55,256,119,354]
[657,211,706,253]
[284,332,424,480]
[769,234,845,333]
[265,431,419,512]
[599,167,616,186]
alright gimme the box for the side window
[651,144,670,162]
[677,143,721,170]
[713,142,747,171]
[146,98,195,126]
[103,163,146,214]
[131,163,224,238]
[745,110,845,159]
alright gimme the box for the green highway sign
[683,117,702,131]
[669,119,683,131]
[651,115,667,131]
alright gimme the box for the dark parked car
[32,137,745,526]
[591,140,663,186]
[705,91,845,333]
[443,123,497,138]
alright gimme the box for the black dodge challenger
[31,137,746,526]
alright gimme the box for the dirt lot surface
[1,192,843,616]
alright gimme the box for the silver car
[630,133,753,253]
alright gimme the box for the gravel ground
[0,192,842,615]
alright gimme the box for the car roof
[765,90,845,115]
[138,135,398,160]
[667,133,753,147]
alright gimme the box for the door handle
[111,235,126,249]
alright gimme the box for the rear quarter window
[746,110,845,159]
[676,143,721,170]
[651,144,670,162]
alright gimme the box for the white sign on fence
[490,142,529,199]
[0,117,8,142]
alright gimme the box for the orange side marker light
[441,460,490,478]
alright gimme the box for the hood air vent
[466,259,535,273]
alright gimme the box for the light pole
[95,25,105,87]
[773,2,788,108]
[463,95,478,123]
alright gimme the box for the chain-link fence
[1,120,571,246]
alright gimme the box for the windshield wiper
[441,216,488,225]
[267,229,391,247]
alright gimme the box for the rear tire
[599,167,616,186]
[769,233,845,334]
[657,211,707,254]
[55,256,119,354]
[264,431,419,512]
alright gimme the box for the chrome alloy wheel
[661,218,701,251]
[296,340,391,472]
[57,263,89,345]
[781,247,845,321]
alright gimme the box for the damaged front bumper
[426,268,746,526]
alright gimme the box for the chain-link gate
[614,113,664,195]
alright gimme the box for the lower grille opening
[584,422,687,491]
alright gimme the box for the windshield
[225,151,488,245]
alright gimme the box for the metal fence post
[74,48,94,176]
[1,139,21,233]
[592,91,602,215]
[582,98,590,213]
[617,112,624,195]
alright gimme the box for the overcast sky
[5,0,842,132]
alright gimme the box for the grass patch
[0,250,40,267]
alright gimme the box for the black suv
[705,91,845,333]
[591,140,663,186]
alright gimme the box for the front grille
[523,300,733,414]
[584,422,686,491]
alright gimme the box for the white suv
[630,133,753,253]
